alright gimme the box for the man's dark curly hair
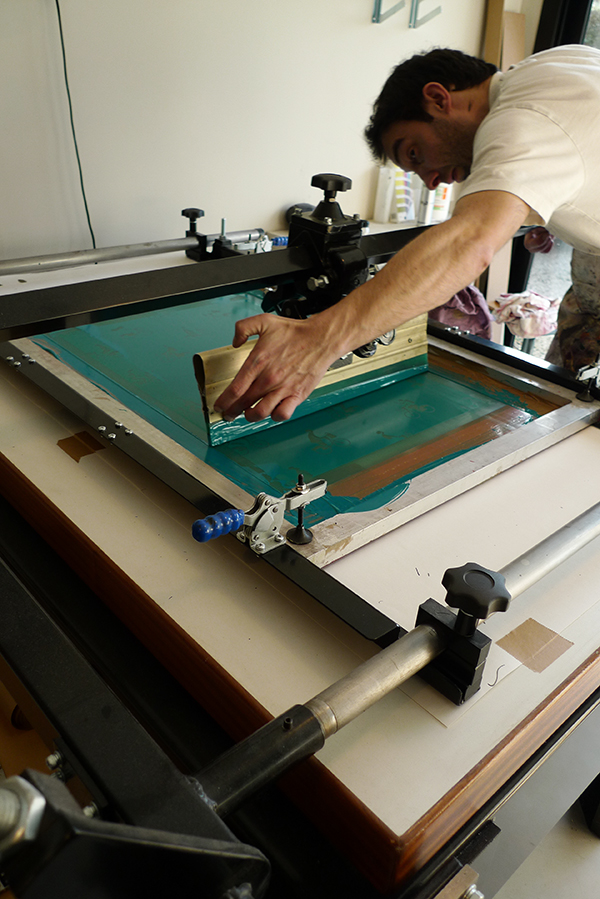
[364,48,497,160]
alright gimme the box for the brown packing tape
[497,618,573,673]
[193,315,428,428]
[57,431,106,463]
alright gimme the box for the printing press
[1,174,600,898]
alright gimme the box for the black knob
[442,562,510,635]
[311,173,352,198]
[182,208,204,234]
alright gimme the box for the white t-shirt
[459,45,600,255]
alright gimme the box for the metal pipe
[0,239,198,276]
[305,624,444,738]
[0,230,266,277]
[500,500,600,600]
[197,624,443,816]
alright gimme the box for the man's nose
[422,170,441,191]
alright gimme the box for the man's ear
[422,82,452,117]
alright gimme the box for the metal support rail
[500,500,600,600]
[0,230,266,277]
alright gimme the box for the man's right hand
[213,312,341,423]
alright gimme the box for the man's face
[381,116,477,191]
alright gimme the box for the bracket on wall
[409,0,442,28]
[372,0,442,27]
[372,0,406,23]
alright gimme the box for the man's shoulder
[487,44,600,116]
[503,44,600,86]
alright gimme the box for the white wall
[1,1,492,259]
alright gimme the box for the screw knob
[310,173,352,198]
[182,208,204,234]
[442,562,510,635]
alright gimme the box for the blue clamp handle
[192,509,245,543]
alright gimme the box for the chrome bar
[0,239,198,276]
[0,229,266,277]
[500,500,600,600]
[305,624,444,737]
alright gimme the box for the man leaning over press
[215,44,600,423]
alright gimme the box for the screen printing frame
[2,325,599,648]
[1,236,600,647]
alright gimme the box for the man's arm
[214,190,532,422]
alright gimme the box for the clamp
[192,477,327,554]
[576,356,600,402]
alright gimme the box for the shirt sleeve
[458,107,585,225]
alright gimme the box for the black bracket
[181,207,209,261]
[416,563,511,704]
[262,172,369,320]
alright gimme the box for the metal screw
[45,751,62,771]
[307,274,330,291]
[5,356,14,364]
[254,542,266,553]
[464,887,484,899]
[82,802,99,818]
[124,429,133,436]
[97,425,106,433]
[114,421,123,429]
[106,433,117,441]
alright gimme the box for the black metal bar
[427,320,593,396]
[0,555,252,844]
[0,493,231,772]
[197,706,325,819]
[265,545,402,648]
[0,225,427,342]
[359,224,428,263]
[0,246,311,341]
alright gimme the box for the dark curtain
[534,0,594,52]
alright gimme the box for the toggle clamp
[192,476,328,554]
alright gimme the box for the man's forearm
[214,190,532,421]
[317,189,532,356]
